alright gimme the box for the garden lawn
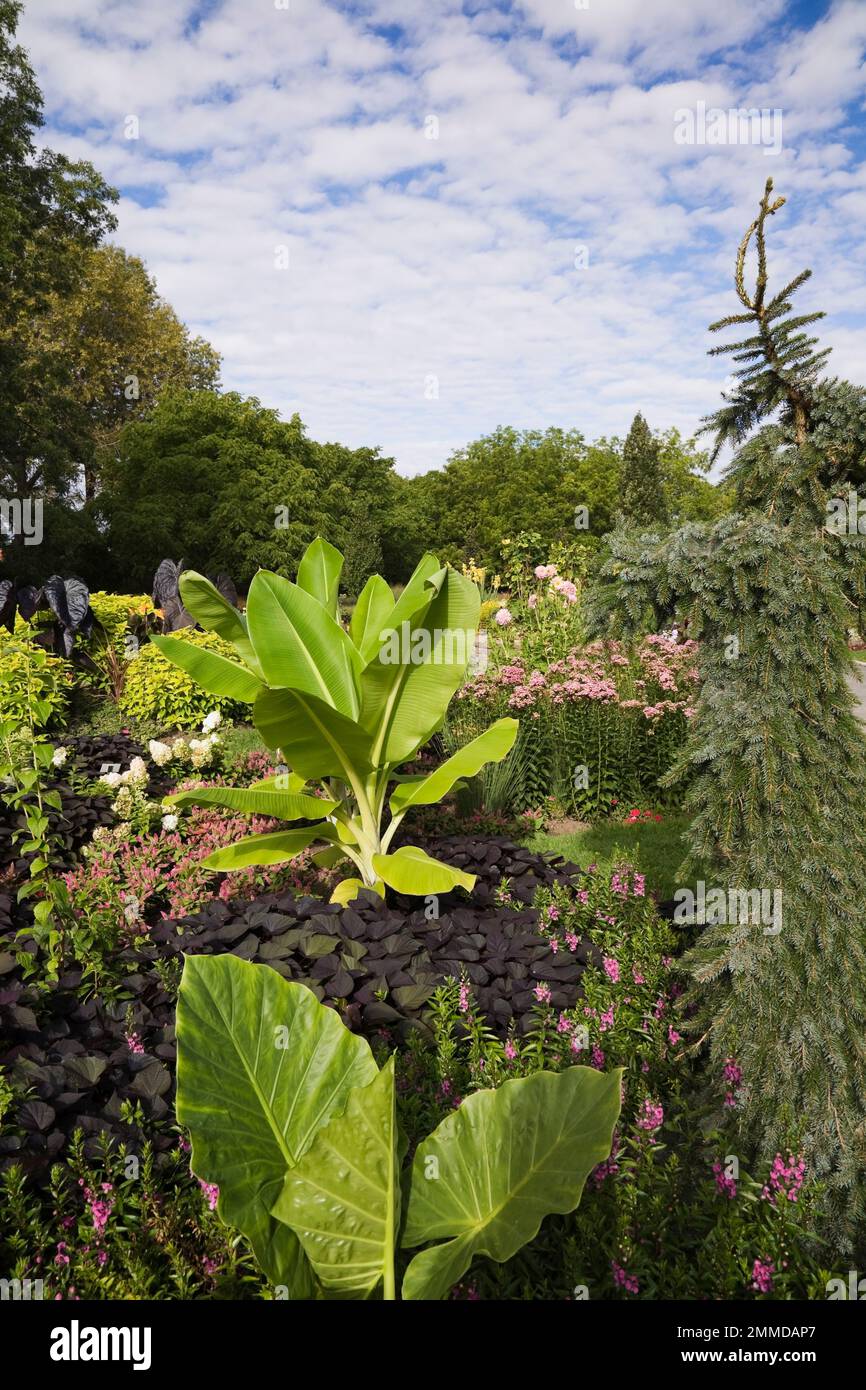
[525,813,691,903]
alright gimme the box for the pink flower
[546,904,560,921]
[565,932,579,952]
[527,593,538,609]
[533,983,552,1005]
[590,1045,605,1069]
[603,956,620,983]
[632,967,645,984]
[494,608,513,627]
[504,1040,517,1061]
[751,1258,775,1294]
[712,1161,737,1199]
[636,1098,664,1133]
[667,1026,681,1046]
[198,1180,220,1211]
[611,1260,639,1294]
[458,982,471,1013]
[761,1152,806,1206]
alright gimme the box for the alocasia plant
[177,955,622,1300]
[153,537,518,903]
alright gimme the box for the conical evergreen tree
[589,180,866,1252]
[618,412,669,528]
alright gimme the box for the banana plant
[177,955,621,1300]
[153,538,518,902]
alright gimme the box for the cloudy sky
[20,0,866,475]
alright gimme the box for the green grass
[525,813,693,902]
[221,723,268,764]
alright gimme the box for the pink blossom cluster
[712,1161,737,1199]
[761,1152,806,1206]
[636,1098,664,1133]
[611,1260,639,1294]
[751,1258,775,1294]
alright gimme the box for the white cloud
[17,0,866,477]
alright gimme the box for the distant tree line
[0,0,728,597]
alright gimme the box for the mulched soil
[0,836,599,1177]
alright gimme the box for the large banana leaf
[203,825,327,870]
[349,574,397,665]
[296,537,343,618]
[254,687,374,781]
[372,845,475,895]
[178,571,261,674]
[388,719,519,814]
[176,956,378,1294]
[272,1057,405,1298]
[150,634,265,703]
[360,567,480,765]
[359,553,445,666]
[247,571,361,718]
[401,1066,621,1300]
[164,780,338,819]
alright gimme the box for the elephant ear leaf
[296,537,344,618]
[176,955,378,1296]
[272,1056,406,1299]
[401,1066,622,1301]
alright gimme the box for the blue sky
[20,0,866,475]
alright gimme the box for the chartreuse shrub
[87,591,155,652]
[0,629,70,730]
[176,953,621,1300]
[119,628,246,730]
[155,538,519,901]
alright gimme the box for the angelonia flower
[636,1098,664,1133]
[751,1258,775,1294]
[458,982,471,1013]
[494,607,513,627]
[533,983,552,1005]
[603,956,620,983]
[611,1260,639,1294]
[712,1161,737,1200]
[201,710,222,734]
[761,1152,806,1206]
[51,746,68,768]
[198,1179,220,1211]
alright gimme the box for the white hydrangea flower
[172,738,188,760]
[148,739,173,767]
[201,710,222,734]
[162,813,179,832]
[128,756,149,785]
[101,771,122,788]
[51,747,68,768]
